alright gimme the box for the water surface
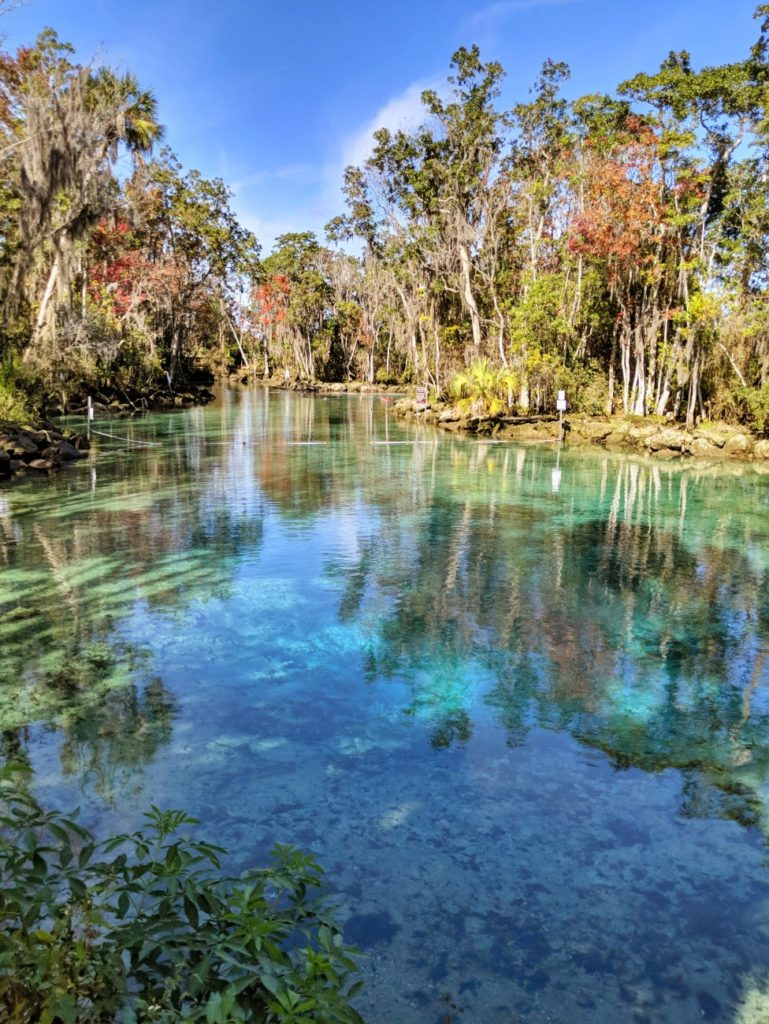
[3,389,769,1023]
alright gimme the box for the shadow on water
[0,396,266,799]
[3,388,769,1021]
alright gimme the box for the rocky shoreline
[390,398,769,461]
[46,382,216,418]
[2,382,217,481]
[0,424,90,479]
[229,372,404,396]
[233,377,769,460]
[7,380,764,483]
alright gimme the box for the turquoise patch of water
[3,390,769,1021]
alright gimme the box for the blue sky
[1,0,762,252]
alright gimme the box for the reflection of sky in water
[3,390,769,1022]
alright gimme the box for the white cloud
[339,78,437,171]
[231,163,321,192]
[229,78,441,252]
[465,0,580,31]
[231,209,307,248]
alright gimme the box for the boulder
[627,423,659,441]
[754,439,769,460]
[694,425,730,448]
[57,439,84,461]
[689,436,719,457]
[572,419,614,440]
[723,433,753,455]
[645,428,688,452]
[8,435,39,456]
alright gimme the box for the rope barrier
[90,429,162,448]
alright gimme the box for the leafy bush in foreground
[0,771,363,1023]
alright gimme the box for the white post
[556,390,567,444]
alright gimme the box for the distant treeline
[4,10,769,430]
[255,5,769,430]
[0,26,259,419]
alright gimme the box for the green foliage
[374,367,398,386]
[738,385,769,435]
[508,274,575,360]
[0,769,364,1024]
[557,360,610,416]
[450,359,513,416]
[0,356,36,424]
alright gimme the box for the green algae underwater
[3,388,769,1023]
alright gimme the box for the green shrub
[0,356,36,425]
[373,367,399,386]
[557,361,610,416]
[738,385,769,436]
[450,359,515,417]
[0,769,363,1023]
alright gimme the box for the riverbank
[0,423,90,479]
[45,382,216,418]
[229,371,404,396]
[391,397,769,461]
[2,381,217,481]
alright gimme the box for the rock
[57,440,84,461]
[27,458,54,471]
[694,426,730,448]
[8,435,39,456]
[571,420,614,441]
[754,439,769,459]
[604,429,630,446]
[439,408,460,423]
[645,428,688,452]
[723,433,753,455]
[472,417,496,435]
[627,423,659,441]
[689,437,719,457]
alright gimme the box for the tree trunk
[29,254,60,352]
[458,242,482,353]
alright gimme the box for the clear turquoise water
[3,388,769,1022]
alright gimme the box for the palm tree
[450,358,509,416]
[11,54,164,347]
[87,68,164,161]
